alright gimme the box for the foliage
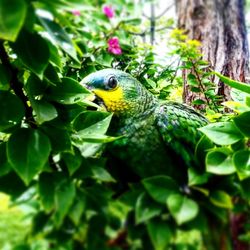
[0,0,250,249]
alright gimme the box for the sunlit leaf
[167,194,199,225]
[199,122,243,145]
[0,0,27,41]
[38,17,79,62]
[206,148,235,175]
[210,190,233,209]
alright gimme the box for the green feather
[82,69,208,183]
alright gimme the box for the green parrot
[81,69,208,183]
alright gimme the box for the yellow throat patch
[93,87,130,113]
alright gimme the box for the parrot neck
[118,85,158,121]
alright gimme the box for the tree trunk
[176,0,249,104]
[176,1,250,249]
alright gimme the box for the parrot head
[81,69,154,116]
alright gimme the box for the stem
[0,41,37,128]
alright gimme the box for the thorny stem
[0,41,37,128]
[190,59,219,112]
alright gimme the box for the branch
[155,3,174,19]
[0,41,37,128]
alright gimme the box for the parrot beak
[80,73,107,111]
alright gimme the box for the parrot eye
[107,76,118,89]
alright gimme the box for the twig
[0,41,37,128]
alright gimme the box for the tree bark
[176,1,250,249]
[176,0,249,104]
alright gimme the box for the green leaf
[192,99,206,105]
[38,17,79,62]
[72,114,114,143]
[0,64,11,90]
[91,166,115,182]
[233,150,250,180]
[7,128,51,185]
[206,149,235,175]
[209,190,233,209]
[62,148,82,176]
[38,172,56,212]
[199,122,243,145]
[223,101,250,113]
[147,218,173,250]
[41,125,72,153]
[47,39,62,69]
[54,179,76,227]
[213,71,250,94]
[234,111,250,137]
[12,30,50,78]
[188,168,209,186]
[0,0,27,41]
[73,111,111,131]
[12,244,30,250]
[69,197,86,225]
[47,77,91,104]
[0,91,25,131]
[142,175,179,204]
[135,192,162,224]
[32,100,58,124]
[0,142,12,176]
[167,194,199,225]
[95,51,113,67]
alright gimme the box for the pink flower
[71,10,81,16]
[107,37,122,55]
[103,5,115,19]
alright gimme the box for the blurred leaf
[62,148,82,175]
[210,190,233,209]
[7,128,51,185]
[38,172,56,212]
[12,244,30,250]
[0,0,27,41]
[234,111,250,137]
[142,175,179,204]
[69,196,86,225]
[206,149,235,175]
[222,101,250,113]
[167,194,199,225]
[192,99,206,105]
[195,135,214,167]
[0,142,12,176]
[38,17,79,62]
[47,39,62,69]
[135,192,162,224]
[147,218,173,250]
[199,122,243,145]
[91,166,115,182]
[214,71,250,94]
[95,51,113,67]
[0,91,25,131]
[12,30,50,78]
[233,150,250,180]
[54,179,76,228]
[0,64,11,90]
[188,168,209,186]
